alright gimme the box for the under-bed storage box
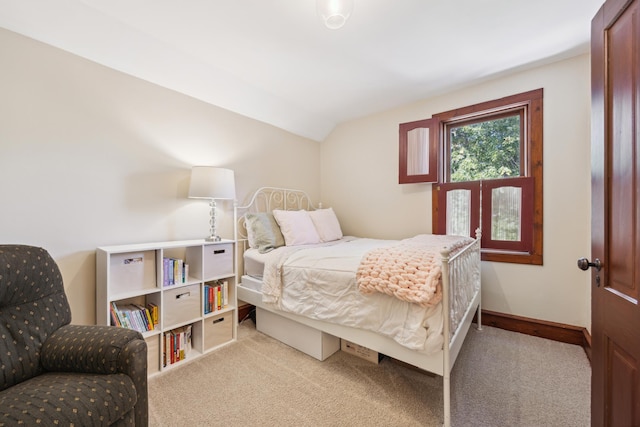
[256,307,340,361]
[341,339,382,364]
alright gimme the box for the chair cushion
[0,372,137,426]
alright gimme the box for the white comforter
[259,237,445,353]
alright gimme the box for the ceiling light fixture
[317,0,354,30]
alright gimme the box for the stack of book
[203,281,228,314]
[110,301,158,332]
[163,257,189,287]
[163,325,192,366]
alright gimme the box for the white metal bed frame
[233,187,482,427]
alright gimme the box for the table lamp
[188,166,236,241]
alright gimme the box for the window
[448,111,523,182]
[432,89,543,265]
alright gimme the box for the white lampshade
[188,166,236,200]
[317,0,354,30]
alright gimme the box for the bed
[233,187,482,427]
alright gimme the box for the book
[111,302,131,329]
[205,284,219,314]
[163,257,189,286]
[223,281,228,308]
[111,303,156,333]
[131,304,147,330]
[110,302,121,327]
[125,306,142,332]
[147,302,159,325]
[128,305,143,332]
[163,325,193,366]
[144,307,154,330]
[120,309,134,330]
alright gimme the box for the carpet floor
[148,319,590,426]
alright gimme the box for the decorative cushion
[245,212,286,253]
[272,210,321,246]
[308,208,343,242]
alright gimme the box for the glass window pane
[446,189,471,236]
[449,114,521,182]
[491,186,521,241]
[407,127,429,175]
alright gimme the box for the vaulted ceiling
[0,0,604,141]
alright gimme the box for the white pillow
[309,208,343,242]
[272,210,321,246]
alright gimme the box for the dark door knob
[577,257,602,271]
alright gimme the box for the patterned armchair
[0,245,148,426]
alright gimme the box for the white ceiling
[0,0,604,141]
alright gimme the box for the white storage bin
[204,313,233,350]
[163,284,200,327]
[203,243,234,279]
[110,251,156,294]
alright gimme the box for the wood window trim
[432,88,543,265]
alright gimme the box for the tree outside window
[449,114,522,182]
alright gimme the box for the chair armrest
[41,324,145,375]
[41,324,148,426]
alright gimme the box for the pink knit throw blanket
[356,234,473,307]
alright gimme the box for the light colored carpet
[148,320,590,426]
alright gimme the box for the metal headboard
[234,187,319,241]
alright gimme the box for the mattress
[243,248,266,280]
[242,237,452,353]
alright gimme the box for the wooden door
[589,0,640,425]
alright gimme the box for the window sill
[481,249,542,265]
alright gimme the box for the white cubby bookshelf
[96,239,237,377]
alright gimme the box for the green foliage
[449,115,521,182]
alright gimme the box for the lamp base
[205,199,222,242]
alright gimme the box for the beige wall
[0,28,320,325]
[321,55,592,330]
[0,27,592,331]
